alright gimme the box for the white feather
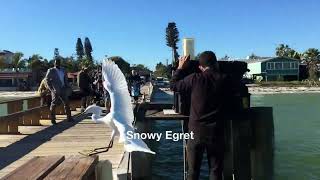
[84,60,155,154]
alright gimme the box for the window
[283,62,290,69]
[275,62,282,70]
[267,62,274,70]
[290,62,298,69]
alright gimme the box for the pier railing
[0,96,81,134]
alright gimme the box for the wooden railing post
[41,107,51,119]
[7,100,23,114]
[0,116,9,134]
[7,114,20,134]
[28,97,41,109]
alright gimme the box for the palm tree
[11,52,25,87]
[288,49,301,59]
[276,44,301,60]
[276,44,291,57]
[302,48,320,80]
[28,54,44,85]
[12,52,24,72]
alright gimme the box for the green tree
[10,52,25,86]
[276,44,302,60]
[303,48,320,60]
[12,52,25,71]
[54,48,60,59]
[0,56,6,69]
[84,37,93,62]
[166,22,180,68]
[63,56,80,72]
[132,64,151,72]
[154,62,169,78]
[28,54,44,85]
[109,56,131,76]
[288,49,301,59]
[76,38,84,60]
[302,48,320,80]
[276,44,291,57]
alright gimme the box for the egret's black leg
[91,138,114,151]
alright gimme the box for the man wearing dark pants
[45,58,73,124]
[171,51,226,180]
[78,66,91,112]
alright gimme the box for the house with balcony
[246,57,300,81]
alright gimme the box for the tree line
[0,37,151,86]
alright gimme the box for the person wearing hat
[78,65,92,112]
[170,51,227,180]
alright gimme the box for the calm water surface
[151,93,320,180]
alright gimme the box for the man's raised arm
[170,55,195,93]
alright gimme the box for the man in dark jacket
[78,66,92,112]
[171,51,226,180]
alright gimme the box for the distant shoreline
[248,86,320,94]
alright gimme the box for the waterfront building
[246,57,300,81]
[0,50,14,64]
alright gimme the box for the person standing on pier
[171,52,226,180]
[128,70,143,99]
[45,58,73,124]
[77,65,92,112]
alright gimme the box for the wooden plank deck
[0,85,152,179]
[0,111,125,179]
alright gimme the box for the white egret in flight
[83,60,155,155]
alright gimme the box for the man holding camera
[171,51,226,180]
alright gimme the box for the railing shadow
[0,113,88,170]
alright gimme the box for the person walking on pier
[171,52,226,180]
[45,58,73,124]
[78,65,92,112]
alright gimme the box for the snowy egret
[82,60,155,155]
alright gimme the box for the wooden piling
[232,116,252,180]
[250,107,274,180]
[223,119,234,180]
[131,103,153,180]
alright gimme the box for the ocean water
[151,93,320,180]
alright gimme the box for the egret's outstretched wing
[102,60,134,125]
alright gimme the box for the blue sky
[1,0,319,69]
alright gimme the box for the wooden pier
[0,84,153,180]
